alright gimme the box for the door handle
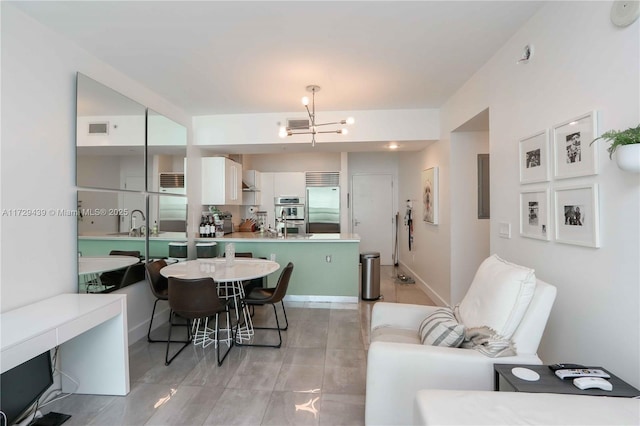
[354,219,361,226]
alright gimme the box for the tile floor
[42,266,433,425]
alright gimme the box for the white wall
[439,2,639,386]
[450,131,490,304]
[194,109,439,147]
[397,143,451,306]
[244,152,341,172]
[1,4,190,327]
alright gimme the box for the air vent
[88,122,109,135]
[287,118,310,130]
[306,171,340,187]
[159,173,185,188]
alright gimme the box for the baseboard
[397,262,448,307]
[128,305,170,344]
[284,295,359,303]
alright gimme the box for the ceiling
[13,1,543,153]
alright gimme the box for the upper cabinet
[273,172,306,198]
[202,157,243,205]
[76,73,146,191]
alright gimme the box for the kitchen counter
[197,233,361,302]
[79,232,187,241]
[79,232,360,301]
[195,232,360,242]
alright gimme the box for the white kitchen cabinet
[242,169,261,206]
[201,157,242,205]
[260,172,275,228]
[273,172,306,198]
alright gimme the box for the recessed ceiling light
[388,143,399,150]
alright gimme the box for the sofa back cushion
[456,255,536,339]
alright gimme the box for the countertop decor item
[591,124,640,172]
[278,85,354,147]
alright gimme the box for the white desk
[1,294,129,395]
[161,258,280,342]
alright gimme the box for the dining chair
[167,277,234,366]
[99,250,142,291]
[236,262,293,348]
[144,259,189,347]
[222,251,263,316]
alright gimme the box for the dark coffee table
[494,364,640,398]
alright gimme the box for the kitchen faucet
[129,209,146,237]
[280,209,288,238]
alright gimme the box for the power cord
[39,347,79,409]
[1,410,7,426]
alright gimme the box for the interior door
[352,174,394,265]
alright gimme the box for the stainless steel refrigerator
[306,186,340,233]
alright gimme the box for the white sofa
[414,390,640,425]
[365,255,557,426]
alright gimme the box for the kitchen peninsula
[79,232,360,302]
[197,232,360,302]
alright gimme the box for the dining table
[160,257,280,346]
[78,255,140,293]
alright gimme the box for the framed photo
[554,184,600,248]
[519,130,550,184]
[422,167,438,225]
[553,111,598,179]
[520,188,550,241]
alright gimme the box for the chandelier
[279,85,354,146]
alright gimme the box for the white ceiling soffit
[13,1,544,116]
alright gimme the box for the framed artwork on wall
[554,184,600,248]
[553,111,599,179]
[519,130,550,184]
[422,167,438,225]
[520,188,550,241]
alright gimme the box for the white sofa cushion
[418,308,465,347]
[456,254,536,339]
[371,326,420,344]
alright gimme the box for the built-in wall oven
[274,196,305,233]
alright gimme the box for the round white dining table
[159,257,279,283]
[78,255,140,275]
[78,255,140,293]
[160,258,280,344]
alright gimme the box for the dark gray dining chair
[236,262,293,348]
[167,277,234,366]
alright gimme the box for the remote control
[548,363,584,372]
[555,368,611,379]
[573,377,613,391]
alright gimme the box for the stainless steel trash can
[360,252,381,301]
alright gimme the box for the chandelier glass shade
[279,85,354,146]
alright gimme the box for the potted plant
[592,124,640,172]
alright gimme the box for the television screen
[1,351,53,426]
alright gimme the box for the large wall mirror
[76,75,188,294]
[76,73,145,191]
[147,109,188,233]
